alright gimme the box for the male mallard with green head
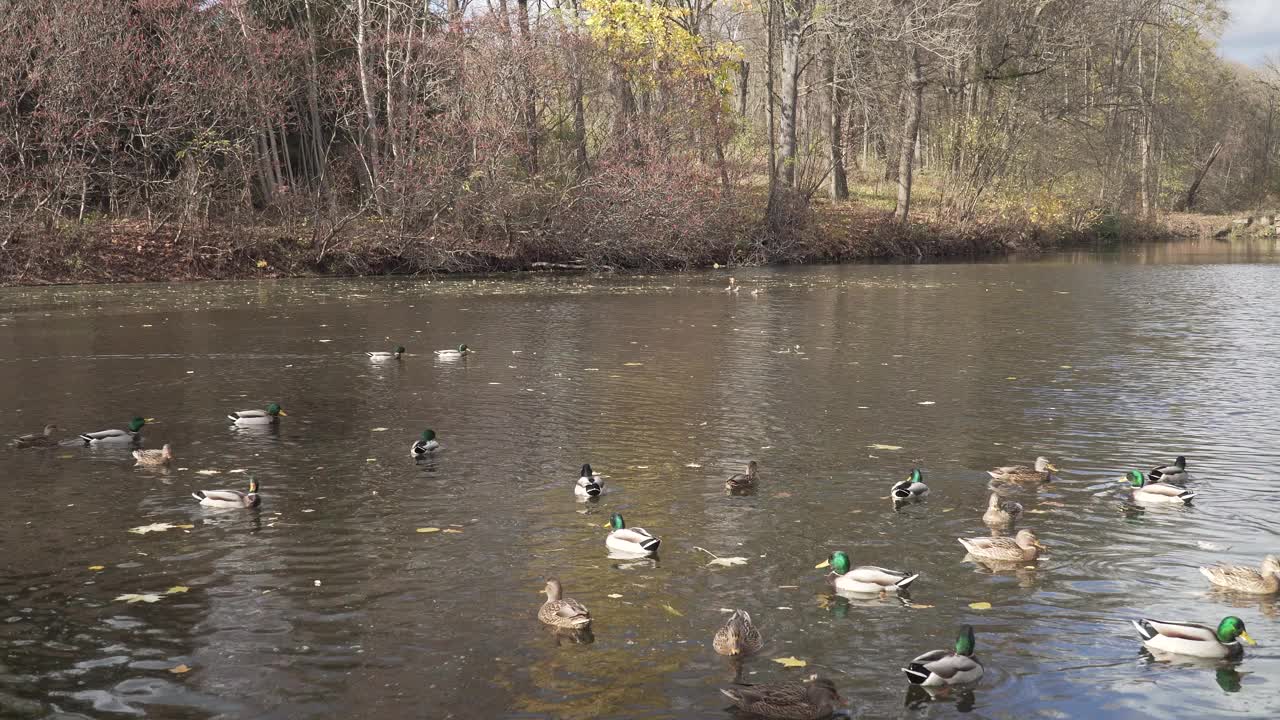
[80,417,146,445]
[605,513,660,555]
[1123,470,1195,504]
[193,478,261,509]
[411,430,440,457]
[903,625,984,686]
[892,468,929,500]
[1132,616,1255,658]
[816,551,919,594]
[367,345,406,361]
[228,403,286,426]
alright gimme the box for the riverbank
[0,205,1191,287]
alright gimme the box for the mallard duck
[12,424,58,448]
[725,461,758,491]
[982,492,1023,527]
[605,513,660,555]
[958,528,1044,562]
[367,345,405,361]
[434,344,472,358]
[1149,455,1188,482]
[80,417,146,445]
[1200,556,1280,594]
[1132,616,1255,658]
[228,403,286,426]
[892,468,929,500]
[713,609,763,656]
[411,429,440,457]
[132,443,173,466]
[816,551,919,594]
[988,456,1057,483]
[192,477,261,509]
[1123,470,1195,504]
[575,464,603,497]
[538,578,591,630]
[720,674,844,720]
[903,625,984,687]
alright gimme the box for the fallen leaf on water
[228,469,247,474]
[170,664,191,674]
[1060,365,1073,369]
[684,463,702,468]
[166,586,189,595]
[917,401,936,406]
[774,491,792,498]
[195,470,221,476]
[942,508,955,512]
[129,522,193,535]
[1028,509,1048,514]
[773,656,808,668]
[708,557,749,567]
[1006,376,1018,380]
[607,593,623,599]
[88,565,105,571]
[442,528,463,534]
[623,362,644,366]
[115,593,163,604]
[868,444,902,451]
[416,527,441,533]
[969,602,992,610]
[370,427,389,432]
[909,603,935,609]
[1041,501,1067,507]
[661,603,684,617]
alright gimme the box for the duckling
[1200,556,1280,594]
[575,464,603,497]
[1132,616,1255,659]
[12,424,58,448]
[958,528,1044,562]
[816,551,919,594]
[605,513,660,555]
[434,344,472,358]
[982,492,1023,527]
[1148,455,1188,482]
[80,417,146,445]
[720,674,844,720]
[192,478,261,509]
[892,468,929,501]
[132,443,174,466]
[725,461,758,492]
[538,578,591,630]
[411,429,440,457]
[987,456,1057,483]
[1123,470,1195,505]
[903,625,984,687]
[228,403,286,426]
[367,345,406,361]
[713,609,763,656]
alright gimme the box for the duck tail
[1132,619,1157,641]
[191,491,206,502]
[896,573,920,589]
[585,483,602,497]
[1179,491,1196,504]
[641,537,661,552]
[903,663,931,685]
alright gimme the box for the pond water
[3,237,1280,719]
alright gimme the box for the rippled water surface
[3,238,1280,719]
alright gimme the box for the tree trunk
[764,0,779,225]
[355,0,383,209]
[568,0,588,177]
[894,46,924,224]
[737,60,750,116]
[515,0,539,175]
[827,46,848,200]
[1183,141,1222,211]
[777,2,806,187]
[303,0,326,191]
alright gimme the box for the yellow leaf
[772,656,808,668]
[909,603,935,609]
[661,603,684,617]
[416,527,440,533]
[623,362,644,366]
[88,565,105,571]
[255,259,268,268]
[166,586,190,594]
[1006,376,1018,380]
[969,601,993,610]
[442,528,463,534]
[867,444,902,450]
[115,593,163,604]
[169,664,191,674]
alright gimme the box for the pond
[3,237,1280,719]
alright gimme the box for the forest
[1,0,1277,281]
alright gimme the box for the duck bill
[278,410,288,416]
[1240,631,1256,645]
[145,418,157,422]
[1046,464,1059,472]
[814,559,830,569]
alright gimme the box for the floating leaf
[607,593,623,599]
[909,603,935,609]
[1006,376,1018,380]
[867,444,902,451]
[370,427,389,432]
[169,664,191,674]
[772,656,808,668]
[115,593,163,604]
[969,602,992,610]
[366,458,377,462]
[1028,509,1048,514]
[416,527,441,533]
[88,565,105,571]
[708,557,749,567]
[255,259,268,268]
[195,470,221,476]
[166,586,190,595]
[442,528,463,534]
[684,463,703,468]
[661,603,684,617]
[129,522,192,535]
[917,401,936,405]
[623,362,644,366]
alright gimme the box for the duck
[411,429,440,457]
[228,403,286,426]
[1131,616,1254,659]
[958,528,1044,562]
[12,424,58,448]
[605,513,660,555]
[434,344,472,358]
[367,345,406,361]
[192,477,261,509]
[816,551,919,594]
[903,625,984,687]
[79,417,146,445]
[713,609,763,656]
[982,492,1023,527]
[725,461,758,492]
[987,456,1057,483]
[538,578,591,630]
[720,674,844,720]
[1148,455,1188,482]
[132,443,174,466]
[575,464,603,497]
[1123,470,1195,504]
[892,468,929,500]
[1200,556,1280,594]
